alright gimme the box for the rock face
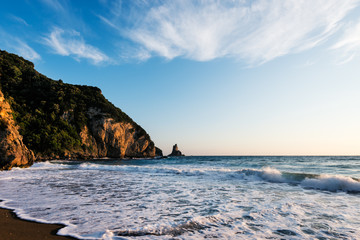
[77,113,155,159]
[155,147,163,157]
[168,144,184,157]
[0,49,160,167]
[0,90,35,169]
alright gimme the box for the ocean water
[0,156,360,240]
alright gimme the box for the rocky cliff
[0,50,160,168]
[77,109,155,159]
[0,90,35,169]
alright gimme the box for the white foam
[236,167,286,183]
[301,174,360,192]
[259,167,285,182]
[28,161,70,170]
[77,163,360,193]
[0,198,86,239]
[101,230,115,240]
[79,162,219,176]
[79,163,283,180]
[116,214,229,238]
[1,157,360,240]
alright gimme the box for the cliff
[0,90,35,169]
[0,50,160,169]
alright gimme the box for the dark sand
[0,208,78,240]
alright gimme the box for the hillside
[0,50,160,169]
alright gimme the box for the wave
[77,163,360,193]
[78,163,213,176]
[17,161,360,194]
[237,167,360,193]
[26,161,70,170]
[301,175,360,192]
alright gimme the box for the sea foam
[1,156,360,240]
[116,214,229,237]
[301,174,360,192]
[77,162,360,193]
[237,167,360,193]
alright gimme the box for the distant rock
[168,144,185,157]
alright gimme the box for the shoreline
[0,207,78,240]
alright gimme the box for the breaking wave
[237,168,360,193]
[1,156,360,239]
[301,175,360,192]
[77,163,360,193]
[13,161,360,193]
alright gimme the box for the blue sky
[1,0,360,155]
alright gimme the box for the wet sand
[0,208,78,240]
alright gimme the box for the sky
[1,0,360,155]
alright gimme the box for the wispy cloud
[13,40,41,61]
[98,15,121,32]
[9,15,29,26]
[0,29,40,60]
[331,19,360,64]
[43,27,109,64]
[39,0,89,34]
[102,0,359,65]
[39,0,65,12]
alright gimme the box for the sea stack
[168,144,185,157]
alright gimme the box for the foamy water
[0,156,360,239]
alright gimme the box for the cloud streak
[0,29,40,60]
[9,15,29,26]
[43,27,109,64]
[103,0,360,65]
[40,0,66,12]
[331,19,360,64]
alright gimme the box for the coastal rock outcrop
[0,49,160,166]
[79,113,155,158]
[168,144,185,157]
[0,90,35,169]
[155,147,163,157]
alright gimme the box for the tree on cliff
[0,50,160,165]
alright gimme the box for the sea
[0,156,360,240]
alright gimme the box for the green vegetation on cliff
[0,50,152,158]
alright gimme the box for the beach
[1,157,360,239]
[0,208,76,240]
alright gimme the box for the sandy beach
[0,208,77,240]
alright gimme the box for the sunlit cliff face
[0,93,7,118]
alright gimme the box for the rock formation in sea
[0,50,161,169]
[168,144,185,156]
